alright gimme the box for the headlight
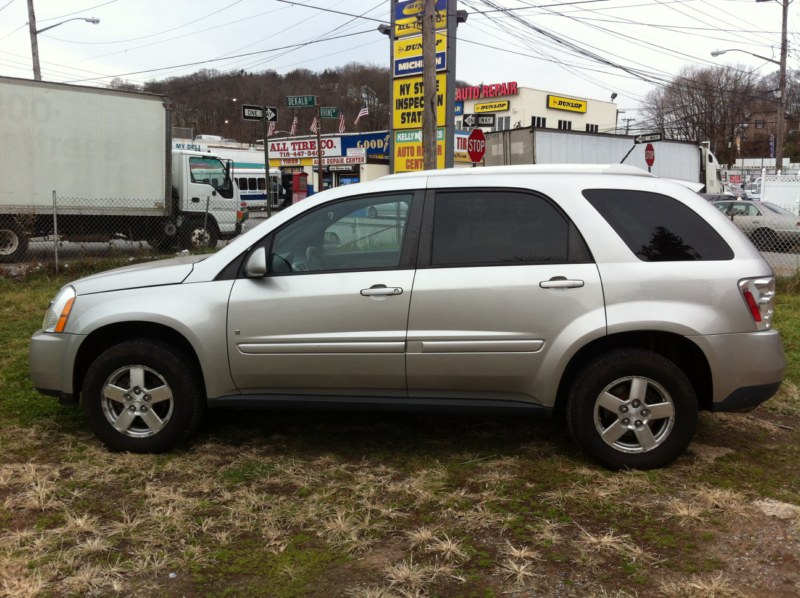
[42,286,76,333]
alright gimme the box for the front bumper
[28,329,84,405]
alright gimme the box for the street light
[710,48,778,65]
[710,0,788,172]
[27,0,100,81]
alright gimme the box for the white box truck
[0,76,243,262]
[484,128,724,194]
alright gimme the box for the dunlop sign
[393,74,447,130]
[393,33,447,77]
[475,101,509,113]
[547,95,587,113]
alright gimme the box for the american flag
[354,105,369,126]
[338,112,346,134]
[267,121,276,137]
[309,116,319,133]
[290,116,298,136]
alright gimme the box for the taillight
[738,277,775,330]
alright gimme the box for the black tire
[751,228,777,252]
[180,218,219,250]
[566,349,698,470]
[82,339,205,453]
[148,235,177,253]
[0,218,29,263]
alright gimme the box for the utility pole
[422,0,437,170]
[776,0,788,173]
[27,0,41,81]
[623,118,636,135]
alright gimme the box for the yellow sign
[547,95,587,113]
[475,101,509,113]
[395,11,447,37]
[392,74,447,130]
[394,129,445,173]
[394,33,446,59]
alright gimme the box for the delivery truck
[484,128,724,193]
[0,76,243,262]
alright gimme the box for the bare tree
[641,65,762,163]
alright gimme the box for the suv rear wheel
[567,349,698,470]
[82,339,205,453]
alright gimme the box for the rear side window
[430,190,590,266]
[583,189,733,261]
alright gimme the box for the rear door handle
[361,284,403,297]
[539,277,584,289]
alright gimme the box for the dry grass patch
[659,572,748,597]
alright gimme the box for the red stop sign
[645,143,655,167]
[467,128,486,163]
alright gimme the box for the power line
[64,28,374,83]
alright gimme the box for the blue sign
[769,134,775,159]
[394,0,446,22]
[394,52,446,77]
[340,131,391,160]
[454,101,463,116]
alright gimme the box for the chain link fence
[4,193,800,278]
[0,194,246,273]
[711,198,800,277]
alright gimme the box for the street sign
[287,95,317,108]
[242,105,278,122]
[263,106,277,122]
[634,132,662,144]
[320,107,339,118]
[467,128,486,163]
[242,105,263,121]
[463,113,496,128]
[645,143,655,167]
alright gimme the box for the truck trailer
[0,76,243,262]
[484,128,723,193]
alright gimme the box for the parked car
[699,193,736,202]
[29,164,785,470]
[712,199,800,252]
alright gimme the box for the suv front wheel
[567,349,698,470]
[82,339,205,453]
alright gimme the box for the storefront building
[454,82,619,135]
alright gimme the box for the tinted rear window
[431,190,589,266]
[583,189,733,261]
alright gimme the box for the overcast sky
[0,0,795,126]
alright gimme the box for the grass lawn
[1,265,799,597]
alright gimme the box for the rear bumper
[693,329,785,411]
[714,381,782,412]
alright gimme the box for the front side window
[189,156,234,198]
[430,190,586,266]
[270,194,414,273]
[584,189,733,261]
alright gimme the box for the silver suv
[29,165,785,469]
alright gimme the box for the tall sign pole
[263,117,272,218]
[243,104,278,217]
[422,0,437,170]
[316,106,324,192]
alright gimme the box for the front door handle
[191,197,200,203]
[539,276,584,289]
[361,284,403,297]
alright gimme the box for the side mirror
[243,247,267,277]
